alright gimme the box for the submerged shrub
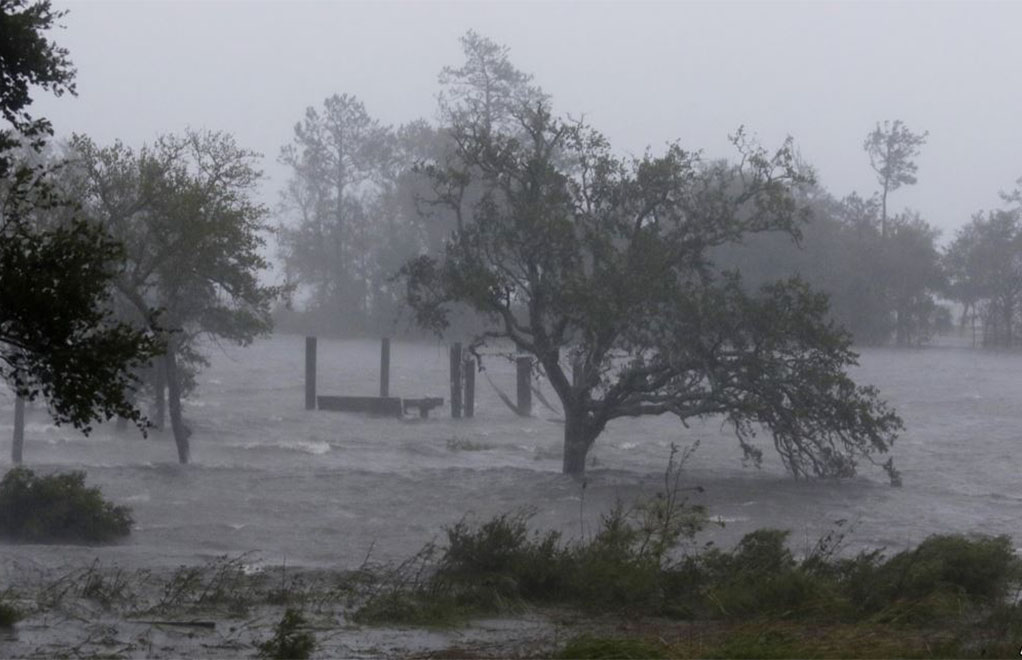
[0,467,132,543]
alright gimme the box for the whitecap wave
[226,439,331,455]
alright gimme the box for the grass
[0,467,132,543]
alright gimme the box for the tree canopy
[66,131,280,462]
[1,0,161,439]
[403,100,903,482]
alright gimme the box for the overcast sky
[33,1,1022,242]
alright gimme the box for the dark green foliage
[1,189,163,432]
[356,466,710,624]
[0,590,21,626]
[558,635,669,659]
[257,608,316,660]
[358,495,1021,633]
[945,207,1022,347]
[0,467,131,543]
[67,131,282,462]
[1,0,162,433]
[0,0,76,172]
[857,534,1017,623]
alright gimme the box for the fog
[33,1,1022,239]
[8,2,1022,656]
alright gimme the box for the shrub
[257,608,316,660]
[858,533,1019,623]
[558,634,669,659]
[0,592,21,627]
[0,467,132,543]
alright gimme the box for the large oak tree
[404,101,902,482]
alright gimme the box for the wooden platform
[316,395,402,417]
[315,395,446,418]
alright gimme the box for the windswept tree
[884,212,944,346]
[945,208,1022,347]
[438,29,548,142]
[403,101,902,482]
[68,131,281,463]
[863,120,927,238]
[1,0,161,448]
[277,93,395,333]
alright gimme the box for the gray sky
[34,1,1022,242]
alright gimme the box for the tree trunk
[165,350,191,464]
[152,357,166,430]
[12,395,25,465]
[562,412,595,476]
[895,302,908,346]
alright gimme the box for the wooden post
[12,395,25,465]
[380,337,391,398]
[450,343,462,419]
[305,336,317,410]
[464,357,475,418]
[516,356,532,416]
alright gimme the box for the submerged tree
[403,101,902,482]
[68,131,280,463]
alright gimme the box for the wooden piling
[12,395,25,465]
[516,356,532,416]
[464,357,475,418]
[380,337,391,398]
[305,336,317,410]
[450,343,463,418]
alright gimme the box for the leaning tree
[404,102,902,482]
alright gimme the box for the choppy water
[1,333,1020,572]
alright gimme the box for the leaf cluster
[0,158,162,430]
[0,0,76,174]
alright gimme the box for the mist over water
[1,334,1018,573]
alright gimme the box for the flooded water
[1,333,1020,572]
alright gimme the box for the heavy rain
[2,2,1022,657]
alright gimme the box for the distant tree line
[270,40,1022,351]
[4,9,1020,479]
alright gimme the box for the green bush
[257,608,316,660]
[0,467,132,543]
[0,593,21,627]
[558,634,669,659]
[352,444,1021,632]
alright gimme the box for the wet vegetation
[0,591,22,627]
[256,608,316,660]
[347,459,1022,658]
[0,502,1019,657]
[0,467,132,543]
